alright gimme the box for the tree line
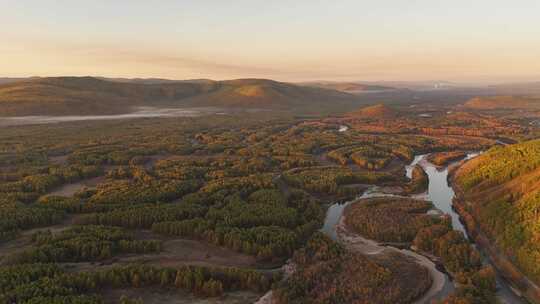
[0,263,277,304]
[10,225,162,264]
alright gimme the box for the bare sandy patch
[59,236,259,274]
[49,155,69,165]
[46,176,105,196]
[119,239,258,269]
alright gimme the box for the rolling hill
[0,77,31,85]
[181,79,358,109]
[0,77,364,116]
[464,96,540,110]
[346,104,397,118]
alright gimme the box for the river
[416,153,479,235]
[321,153,526,304]
[0,107,227,126]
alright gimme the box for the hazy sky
[2,0,540,83]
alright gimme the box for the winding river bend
[321,153,526,304]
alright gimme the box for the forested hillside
[455,140,540,283]
[464,96,540,110]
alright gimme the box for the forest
[9,225,162,264]
[273,233,432,304]
[345,198,434,243]
[455,139,540,285]
[341,197,497,304]
[0,109,533,303]
[0,263,276,303]
[405,165,429,194]
[427,151,467,166]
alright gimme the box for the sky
[1,0,540,83]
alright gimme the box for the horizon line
[1,74,540,86]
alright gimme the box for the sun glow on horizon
[2,0,540,83]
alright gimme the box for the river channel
[320,153,526,304]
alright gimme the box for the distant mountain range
[489,82,540,95]
[0,77,35,85]
[2,76,539,117]
[0,77,368,116]
[298,81,397,94]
